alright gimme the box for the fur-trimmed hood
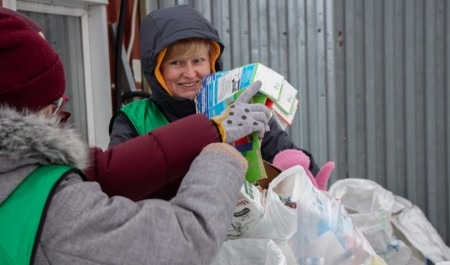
[0,106,89,173]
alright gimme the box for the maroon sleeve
[85,114,221,201]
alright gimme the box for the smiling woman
[108,5,227,149]
[159,38,212,100]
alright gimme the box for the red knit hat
[0,8,65,111]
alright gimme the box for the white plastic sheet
[329,178,450,264]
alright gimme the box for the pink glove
[272,149,334,191]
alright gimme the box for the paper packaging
[196,63,285,117]
[227,161,282,239]
[211,63,285,102]
[197,62,298,128]
[197,64,281,183]
[275,80,298,114]
[249,63,284,101]
[197,63,299,183]
[227,180,265,239]
[273,97,299,128]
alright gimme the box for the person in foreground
[0,11,250,265]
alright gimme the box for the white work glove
[212,80,271,144]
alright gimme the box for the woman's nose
[183,63,196,78]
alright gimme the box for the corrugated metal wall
[143,0,450,244]
[332,0,449,245]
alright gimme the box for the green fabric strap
[121,99,170,135]
[0,165,72,265]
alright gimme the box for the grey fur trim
[0,106,89,170]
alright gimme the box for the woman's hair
[163,38,213,62]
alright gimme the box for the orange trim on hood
[210,41,221,72]
[154,48,172,96]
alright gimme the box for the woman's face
[160,47,211,100]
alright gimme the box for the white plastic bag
[245,165,302,240]
[241,166,303,240]
[392,195,450,263]
[216,167,303,265]
[211,238,287,265]
[329,178,450,265]
[220,168,384,265]
[287,173,383,265]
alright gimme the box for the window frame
[3,0,112,149]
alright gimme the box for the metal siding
[364,0,376,182]
[267,0,280,70]
[230,0,249,66]
[412,0,429,215]
[447,0,450,246]
[315,0,328,168]
[256,0,267,63]
[287,0,307,148]
[413,0,428,214]
[333,0,348,183]
[143,0,449,244]
[425,0,438,226]
[248,0,260,64]
[384,0,396,191]
[325,0,337,173]
[305,0,319,158]
[404,0,418,204]
[435,0,448,239]
[373,0,385,186]
[394,0,406,197]
[336,0,449,244]
[344,0,362,182]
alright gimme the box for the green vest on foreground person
[0,166,73,264]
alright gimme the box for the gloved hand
[273,149,335,191]
[212,80,271,144]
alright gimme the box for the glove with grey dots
[212,80,271,144]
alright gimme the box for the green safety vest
[0,165,73,265]
[120,99,169,135]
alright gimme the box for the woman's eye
[194,58,206,64]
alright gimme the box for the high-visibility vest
[117,99,169,136]
[0,165,74,265]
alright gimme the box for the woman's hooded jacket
[108,5,319,199]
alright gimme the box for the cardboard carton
[196,63,299,183]
[227,161,282,238]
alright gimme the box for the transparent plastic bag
[223,166,384,265]
[286,171,383,265]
